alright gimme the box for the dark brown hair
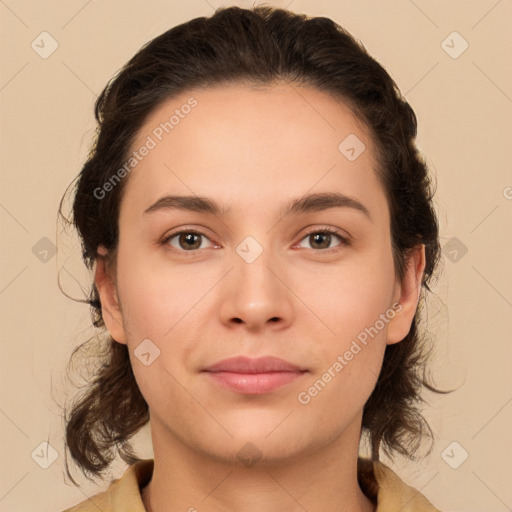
[60,5,449,484]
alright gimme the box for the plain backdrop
[0,1,511,511]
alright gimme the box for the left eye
[164,231,214,251]
[296,229,347,251]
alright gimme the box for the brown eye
[309,232,332,250]
[178,233,202,250]
[296,228,348,251]
[163,231,213,251]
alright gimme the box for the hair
[59,4,450,485]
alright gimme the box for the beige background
[1,1,511,511]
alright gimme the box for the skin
[95,83,425,512]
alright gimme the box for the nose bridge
[221,233,292,329]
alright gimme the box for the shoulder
[358,457,442,512]
[61,459,153,512]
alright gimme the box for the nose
[218,248,294,332]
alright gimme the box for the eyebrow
[143,192,372,221]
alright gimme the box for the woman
[61,5,446,511]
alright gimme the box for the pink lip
[202,356,308,394]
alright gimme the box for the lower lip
[204,371,306,394]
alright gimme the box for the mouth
[201,356,308,394]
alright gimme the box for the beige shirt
[62,458,441,511]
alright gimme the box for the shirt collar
[105,457,440,511]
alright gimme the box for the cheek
[115,242,214,340]
[113,246,221,402]
[292,243,396,405]
[299,251,396,341]
[295,267,392,417]
[114,253,204,412]
[296,347,383,432]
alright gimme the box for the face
[96,83,424,465]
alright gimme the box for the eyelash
[160,226,350,255]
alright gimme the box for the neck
[141,416,375,512]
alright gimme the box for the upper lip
[202,356,307,373]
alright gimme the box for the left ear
[386,244,426,345]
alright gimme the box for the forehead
[122,83,387,221]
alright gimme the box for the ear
[94,245,127,345]
[386,244,426,345]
